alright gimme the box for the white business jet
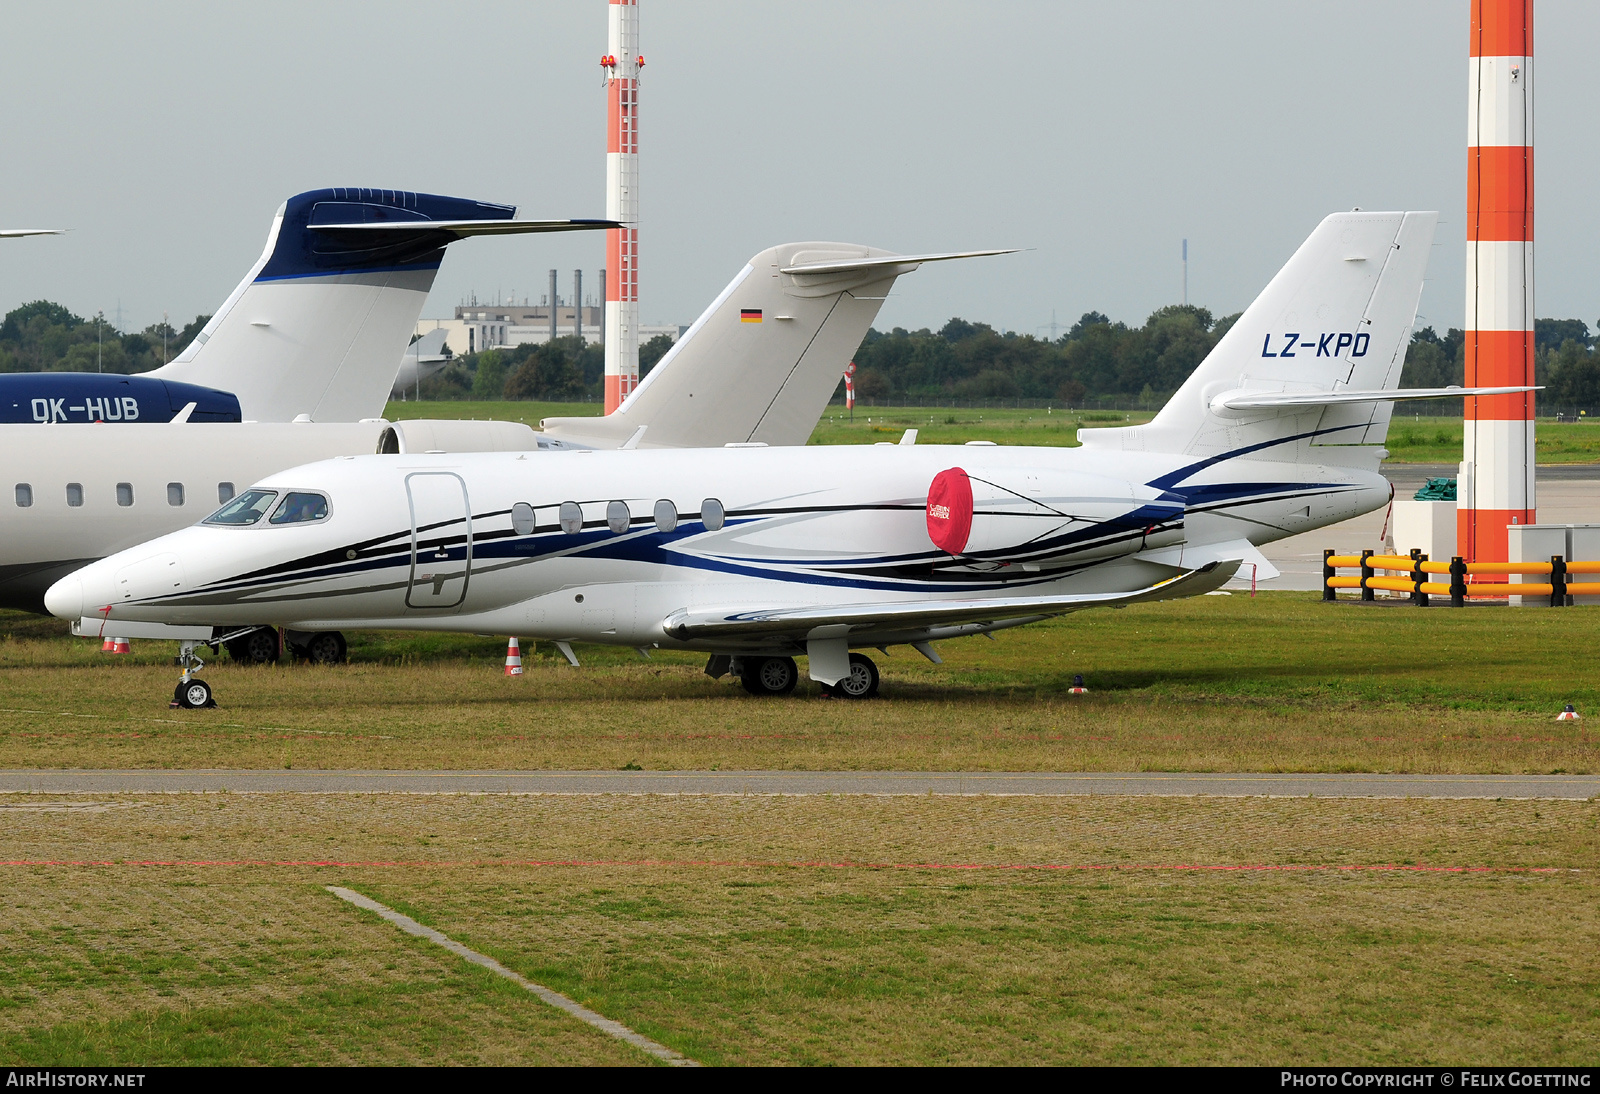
[3,214,1007,649]
[50,210,1535,708]
[0,187,610,628]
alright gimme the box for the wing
[661,561,1239,643]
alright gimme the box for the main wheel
[740,656,798,696]
[226,627,280,665]
[305,631,347,665]
[174,679,215,709]
[827,653,880,700]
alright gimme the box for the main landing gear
[223,628,347,665]
[171,641,216,709]
[733,652,881,699]
[739,655,798,696]
[225,626,280,665]
[823,653,880,700]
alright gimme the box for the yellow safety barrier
[1322,548,1599,607]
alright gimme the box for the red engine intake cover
[926,467,974,554]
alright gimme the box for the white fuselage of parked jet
[46,443,1386,664]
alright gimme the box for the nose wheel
[170,640,217,709]
[173,678,214,709]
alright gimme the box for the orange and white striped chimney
[1460,0,1534,564]
[602,0,640,413]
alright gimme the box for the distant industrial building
[415,269,681,357]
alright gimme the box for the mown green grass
[1384,417,1600,464]
[385,399,1600,463]
[3,595,1597,772]
[0,870,648,1066]
[2,794,1595,1065]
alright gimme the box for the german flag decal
[740,308,762,323]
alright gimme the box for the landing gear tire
[226,627,280,665]
[826,653,880,700]
[174,679,215,709]
[740,656,798,697]
[304,631,347,665]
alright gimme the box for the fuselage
[47,443,1388,654]
[0,421,386,611]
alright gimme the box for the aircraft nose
[44,575,84,620]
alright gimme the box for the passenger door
[405,473,471,609]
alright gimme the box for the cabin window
[116,483,134,507]
[511,502,537,536]
[14,484,32,508]
[653,499,678,533]
[606,500,631,534]
[701,498,725,531]
[218,482,235,504]
[205,489,277,526]
[558,501,583,535]
[167,483,185,507]
[66,483,83,507]
[269,492,330,525]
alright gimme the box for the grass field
[8,447,1599,1065]
[3,595,1597,773]
[385,399,1600,463]
[2,793,1594,1065]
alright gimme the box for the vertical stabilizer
[1081,210,1438,467]
[542,242,908,447]
[147,189,519,422]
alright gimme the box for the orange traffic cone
[110,637,131,655]
[504,637,523,676]
[1558,704,1581,721]
[100,635,115,652]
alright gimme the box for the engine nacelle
[377,419,540,454]
[926,465,1183,566]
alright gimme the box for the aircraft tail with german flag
[539,242,1013,449]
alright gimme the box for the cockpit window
[204,489,278,526]
[269,492,330,525]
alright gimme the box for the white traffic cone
[110,637,131,655]
[504,637,523,676]
[1068,673,1089,695]
[1558,704,1580,721]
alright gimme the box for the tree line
[0,301,210,375]
[7,296,1600,410]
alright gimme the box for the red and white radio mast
[1460,0,1534,563]
[602,1,641,413]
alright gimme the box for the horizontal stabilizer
[662,561,1239,643]
[779,248,1018,276]
[309,218,618,240]
[1213,385,1539,411]
[0,229,64,238]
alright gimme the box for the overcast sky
[0,1,1593,338]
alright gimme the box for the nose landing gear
[171,640,217,709]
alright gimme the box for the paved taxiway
[2,770,1595,799]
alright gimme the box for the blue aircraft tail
[147,189,518,422]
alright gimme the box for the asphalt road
[1,770,1594,799]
